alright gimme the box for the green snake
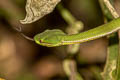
[32,18,120,47]
[18,0,120,47]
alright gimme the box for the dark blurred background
[0,0,112,80]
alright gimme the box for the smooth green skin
[34,18,120,47]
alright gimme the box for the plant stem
[63,59,83,80]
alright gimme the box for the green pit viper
[19,18,120,47]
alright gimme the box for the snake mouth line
[40,42,56,47]
[40,42,62,47]
[41,42,52,45]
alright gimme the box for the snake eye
[40,40,42,43]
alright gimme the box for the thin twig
[14,26,34,41]
[104,0,119,18]
[63,59,83,80]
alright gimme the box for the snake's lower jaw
[46,44,62,47]
[42,42,63,47]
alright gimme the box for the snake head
[34,29,66,47]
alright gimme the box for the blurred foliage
[0,0,120,80]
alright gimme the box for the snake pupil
[40,40,42,43]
